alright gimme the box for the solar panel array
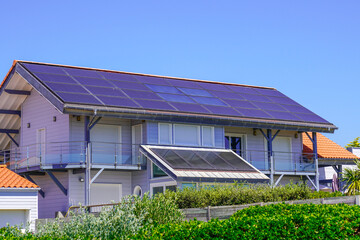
[21,63,329,124]
[150,147,257,172]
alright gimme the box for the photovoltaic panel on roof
[21,62,331,124]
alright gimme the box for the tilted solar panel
[21,62,330,124]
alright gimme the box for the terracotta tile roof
[303,133,358,159]
[0,165,39,188]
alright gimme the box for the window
[151,181,177,196]
[174,124,200,146]
[133,185,142,197]
[158,123,172,144]
[152,163,168,178]
[202,126,214,147]
[225,134,246,158]
[152,186,164,195]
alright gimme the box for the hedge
[135,203,360,239]
[165,182,344,209]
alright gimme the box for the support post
[24,174,45,198]
[84,116,90,206]
[312,132,319,191]
[338,165,343,192]
[267,129,274,186]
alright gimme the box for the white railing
[4,141,146,171]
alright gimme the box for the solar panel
[178,87,213,97]
[150,147,257,172]
[157,93,195,103]
[146,84,182,94]
[122,89,162,100]
[33,73,77,84]
[21,62,332,125]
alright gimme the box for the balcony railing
[1,141,146,172]
[239,150,316,173]
[0,142,316,174]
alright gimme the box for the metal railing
[4,141,146,171]
[239,150,316,173]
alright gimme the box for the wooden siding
[32,171,69,219]
[68,170,132,206]
[0,190,38,230]
[21,90,69,147]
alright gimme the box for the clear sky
[0,1,359,147]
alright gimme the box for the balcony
[0,141,146,173]
[243,150,316,174]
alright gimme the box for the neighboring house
[0,165,39,230]
[303,133,358,190]
[0,61,337,218]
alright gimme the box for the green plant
[345,137,360,148]
[135,203,360,239]
[342,160,360,195]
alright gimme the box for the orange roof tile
[303,133,358,159]
[0,165,39,188]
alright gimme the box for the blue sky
[0,1,359,147]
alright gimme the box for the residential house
[303,133,358,191]
[0,61,337,218]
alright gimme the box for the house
[303,133,358,191]
[0,165,39,230]
[0,60,337,218]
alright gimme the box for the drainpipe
[312,132,319,191]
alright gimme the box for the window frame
[158,123,173,145]
[202,126,215,147]
[173,124,201,146]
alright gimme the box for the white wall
[0,189,38,231]
[68,170,132,206]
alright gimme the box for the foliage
[345,137,360,148]
[343,160,360,195]
[135,203,360,239]
[0,193,183,240]
[165,182,344,209]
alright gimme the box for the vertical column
[267,129,274,186]
[338,165,343,192]
[84,116,90,206]
[312,132,319,191]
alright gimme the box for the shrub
[166,182,339,209]
[136,203,360,239]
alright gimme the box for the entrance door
[225,134,245,158]
[272,137,292,171]
[132,124,143,165]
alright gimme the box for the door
[37,129,46,164]
[90,183,122,205]
[90,125,121,165]
[272,137,292,171]
[132,124,143,164]
[0,210,27,228]
[225,134,245,158]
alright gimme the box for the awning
[140,145,269,183]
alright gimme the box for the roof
[0,61,337,147]
[0,165,39,188]
[140,145,269,182]
[303,133,358,159]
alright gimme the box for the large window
[174,124,200,146]
[151,181,177,196]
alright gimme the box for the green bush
[135,203,360,239]
[166,182,344,209]
[1,193,184,239]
